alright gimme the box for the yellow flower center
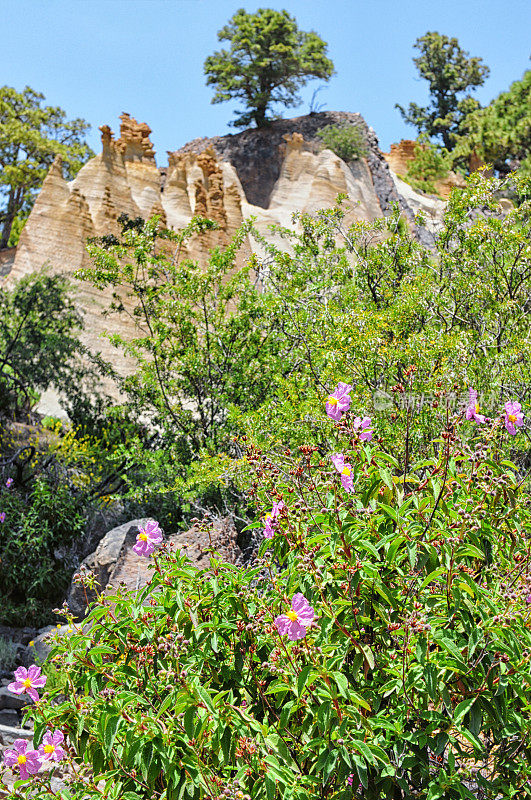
[509,414,517,423]
[265,513,272,521]
[22,678,32,689]
[327,396,338,406]
[475,404,480,414]
[341,467,351,477]
[17,754,27,765]
[286,610,299,622]
[44,744,55,755]
[138,532,148,541]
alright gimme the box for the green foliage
[453,69,531,175]
[403,139,451,195]
[0,85,93,248]
[316,123,367,162]
[4,169,531,798]
[0,271,92,419]
[396,32,489,150]
[81,216,286,454]
[73,174,531,514]
[204,8,334,128]
[0,474,86,626]
[6,211,26,247]
[21,409,531,799]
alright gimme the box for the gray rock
[30,624,72,665]
[174,110,429,242]
[66,516,242,620]
[0,626,38,646]
[66,519,155,619]
[0,687,31,712]
[0,722,33,742]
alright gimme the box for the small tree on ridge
[204,8,335,129]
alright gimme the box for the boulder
[0,686,31,713]
[29,624,72,665]
[66,516,241,620]
[66,518,153,619]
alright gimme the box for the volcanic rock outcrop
[4,112,443,386]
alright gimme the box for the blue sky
[2,0,529,164]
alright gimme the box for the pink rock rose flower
[275,593,315,641]
[132,520,163,557]
[504,401,524,435]
[325,382,352,421]
[8,665,47,702]
[331,453,354,492]
[39,729,66,763]
[5,478,13,488]
[3,739,42,779]
[466,389,485,424]
[354,415,373,441]
[263,500,285,539]
[0,512,5,523]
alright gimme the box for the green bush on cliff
[403,139,451,195]
[317,123,367,162]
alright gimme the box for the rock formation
[383,139,466,199]
[3,112,447,390]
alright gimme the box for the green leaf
[435,635,468,671]
[103,715,121,756]
[419,566,446,591]
[183,706,197,739]
[386,536,406,564]
[331,670,349,699]
[139,741,153,781]
[359,643,375,671]
[297,665,313,697]
[379,502,399,523]
[454,697,475,724]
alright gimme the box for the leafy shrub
[403,139,451,195]
[0,270,107,421]
[317,123,367,161]
[69,173,531,520]
[0,474,86,626]
[12,393,531,799]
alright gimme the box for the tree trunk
[252,105,268,128]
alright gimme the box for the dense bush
[7,387,531,799]
[0,270,109,422]
[316,123,367,162]
[1,167,531,799]
[0,468,86,626]
[402,139,451,195]
[52,171,529,522]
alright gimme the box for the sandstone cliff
[4,112,443,385]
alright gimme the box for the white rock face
[388,171,446,235]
